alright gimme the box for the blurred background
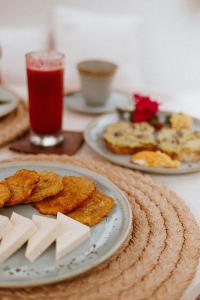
[0,0,200,95]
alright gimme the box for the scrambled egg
[131,151,180,168]
[170,113,193,130]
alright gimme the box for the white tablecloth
[2,85,200,300]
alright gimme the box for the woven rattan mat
[0,154,199,300]
[0,101,29,147]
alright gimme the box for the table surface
[2,84,200,300]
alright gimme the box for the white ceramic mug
[77,60,117,107]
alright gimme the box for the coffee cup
[77,60,117,107]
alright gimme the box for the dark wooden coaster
[9,131,84,155]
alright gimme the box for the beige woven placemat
[0,101,29,147]
[0,154,200,300]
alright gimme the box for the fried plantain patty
[0,181,11,208]
[34,176,96,216]
[24,171,63,203]
[68,191,115,226]
[5,170,40,206]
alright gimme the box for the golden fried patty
[68,191,115,226]
[34,176,96,216]
[24,171,63,203]
[103,121,156,154]
[0,181,11,208]
[5,170,40,206]
[157,128,200,162]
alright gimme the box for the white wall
[138,0,200,93]
[0,0,139,27]
[0,0,200,93]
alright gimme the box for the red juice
[27,67,64,135]
[26,51,64,136]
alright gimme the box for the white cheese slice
[0,215,12,240]
[25,215,59,262]
[56,212,90,260]
[0,212,36,263]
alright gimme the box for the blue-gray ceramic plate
[84,112,200,175]
[0,87,18,118]
[64,91,131,115]
[0,161,132,288]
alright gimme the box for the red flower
[132,94,159,122]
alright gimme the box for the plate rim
[84,111,200,175]
[0,160,132,288]
[64,91,130,115]
[0,87,18,118]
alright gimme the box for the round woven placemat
[0,101,29,147]
[0,154,200,300]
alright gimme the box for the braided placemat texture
[0,101,29,147]
[0,154,200,300]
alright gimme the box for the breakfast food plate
[0,161,132,287]
[84,112,200,174]
[64,91,131,114]
[0,87,18,118]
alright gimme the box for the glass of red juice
[26,51,64,147]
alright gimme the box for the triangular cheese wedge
[0,215,12,240]
[25,215,59,262]
[0,212,36,262]
[56,212,90,260]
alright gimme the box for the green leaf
[149,115,159,125]
[164,115,171,126]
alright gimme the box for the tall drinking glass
[26,51,64,147]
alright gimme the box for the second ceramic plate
[84,112,200,175]
[64,91,131,115]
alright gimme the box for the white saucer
[64,92,131,115]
